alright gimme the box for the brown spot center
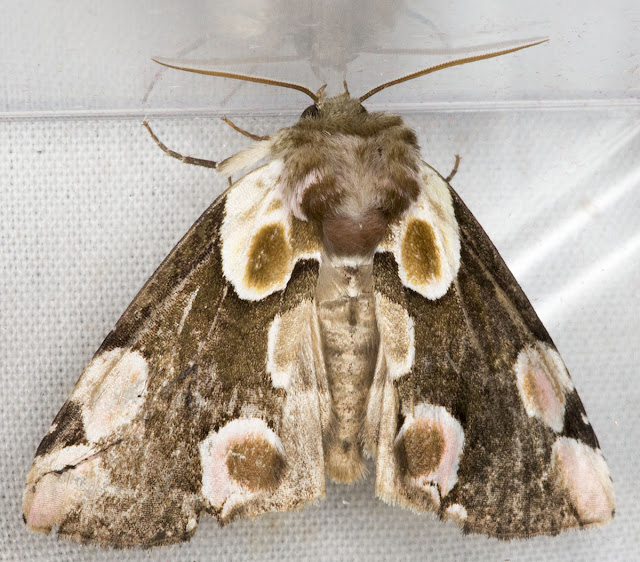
[226,436,286,491]
[396,420,445,478]
[401,218,441,282]
[244,223,292,290]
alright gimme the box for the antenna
[152,59,320,102]
[358,39,548,102]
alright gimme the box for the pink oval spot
[552,437,615,524]
[395,403,464,503]
[199,418,285,513]
[24,474,65,531]
[515,343,573,432]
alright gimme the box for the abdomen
[316,258,378,483]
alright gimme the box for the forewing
[369,163,615,539]
[23,161,328,547]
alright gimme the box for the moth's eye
[358,105,368,114]
[301,105,320,119]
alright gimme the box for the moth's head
[152,39,547,185]
[299,91,368,123]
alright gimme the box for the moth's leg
[143,121,218,169]
[445,154,461,182]
[221,116,270,141]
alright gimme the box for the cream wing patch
[374,293,414,380]
[445,503,468,523]
[199,418,286,519]
[552,437,615,524]
[69,348,149,442]
[23,347,149,533]
[380,164,460,300]
[514,342,573,432]
[221,161,321,301]
[23,452,108,532]
[267,300,315,390]
[394,403,464,506]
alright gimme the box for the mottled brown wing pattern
[23,162,328,547]
[370,164,615,539]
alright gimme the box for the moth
[23,40,615,547]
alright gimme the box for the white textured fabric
[1,109,638,561]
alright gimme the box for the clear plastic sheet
[1,1,638,560]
